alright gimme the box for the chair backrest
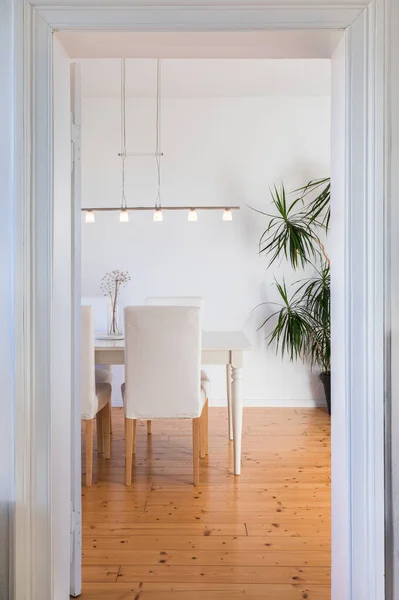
[146,296,204,310]
[81,295,108,332]
[124,306,202,420]
[81,306,97,419]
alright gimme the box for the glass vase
[108,300,122,337]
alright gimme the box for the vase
[108,300,122,337]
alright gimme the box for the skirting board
[111,398,326,408]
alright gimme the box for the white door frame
[70,61,82,597]
[12,1,389,599]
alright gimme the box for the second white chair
[81,295,113,385]
[81,306,112,486]
[122,306,209,486]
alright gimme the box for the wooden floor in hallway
[79,407,331,600]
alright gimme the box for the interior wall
[81,61,331,407]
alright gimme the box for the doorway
[13,5,388,600]
[66,43,333,598]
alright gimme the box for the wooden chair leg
[199,401,208,459]
[147,420,152,435]
[125,418,134,486]
[103,403,111,459]
[110,406,113,435]
[192,418,200,486]
[85,419,94,487]
[133,419,137,455]
[96,411,104,454]
[204,400,209,456]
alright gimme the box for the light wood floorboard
[78,407,331,599]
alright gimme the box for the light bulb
[222,208,232,221]
[119,209,129,222]
[85,210,95,223]
[153,209,163,222]
[188,209,198,222]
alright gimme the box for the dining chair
[146,296,204,309]
[81,295,113,385]
[82,295,114,432]
[122,306,209,486]
[145,297,209,436]
[81,306,112,486]
[147,297,234,441]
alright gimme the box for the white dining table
[95,331,251,475]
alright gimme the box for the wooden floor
[80,407,331,599]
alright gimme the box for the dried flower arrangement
[100,270,131,336]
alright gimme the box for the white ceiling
[77,58,331,98]
[57,30,342,59]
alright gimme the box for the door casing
[11,2,390,599]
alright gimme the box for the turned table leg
[231,366,243,475]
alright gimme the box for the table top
[95,330,251,352]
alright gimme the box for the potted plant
[253,178,331,414]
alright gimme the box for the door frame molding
[12,1,389,599]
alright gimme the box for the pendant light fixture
[188,208,198,222]
[153,59,163,222]
[119,58,129,222]
[85,210,95,223]
[82,58,239,222]
[153,208,163,222]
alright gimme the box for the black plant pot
[319,372,331,415]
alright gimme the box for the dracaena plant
[254,178,331,374]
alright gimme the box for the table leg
[226,364,233,441]
[231,366,242,475]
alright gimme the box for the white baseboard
[112,398,326,408]
[208,398,326,408]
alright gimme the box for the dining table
[95,330,251,475]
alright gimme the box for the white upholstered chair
[145,297,209,435]
[81,306,112,486]
[81,296,113,385]
[122,306,209,486]
[146,296,204,309]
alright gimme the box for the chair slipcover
[81,305,111,419]
[82,296,113,384]
[122,306,206,420]
[146,296,204,309]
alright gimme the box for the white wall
[81,61,330,407]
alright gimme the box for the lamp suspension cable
[120,57,129,221]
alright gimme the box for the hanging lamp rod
[82,206,240,212]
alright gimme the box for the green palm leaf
[294,178,330,230]
[252,178,331,373]
[257,185,319,269]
